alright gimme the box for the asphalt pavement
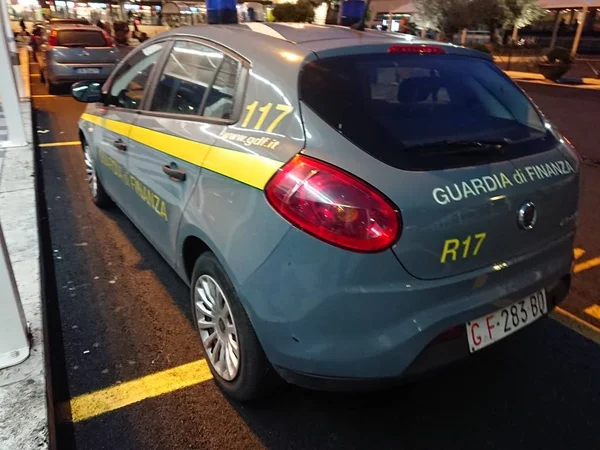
[31,64,600,450]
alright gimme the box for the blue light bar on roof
[339,0,366,27]
[206,0,238,24]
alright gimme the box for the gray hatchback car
[72,24,579,401]
[38,23,119,94]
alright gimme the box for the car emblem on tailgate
[518,202,537,230]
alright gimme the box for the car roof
[49,23,102,31]
[163,23,489,68]
[49,18,89,23]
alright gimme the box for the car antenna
[351,0,371,32]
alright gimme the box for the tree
[413,0,474,40]
[272,1,315,23]
[414,0,540,44]
[472,0,508,44]
[504,0,545,29]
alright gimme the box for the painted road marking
[30,73,40,77]
[55,248,598,424]
[32,94,58,98]
[552,307,600,345]
[583,304,600,320]
[572,247,600,274]
[574,257,600,274]
[38,141,81,148]
[64,359,213,423]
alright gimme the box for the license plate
[75,68,100,74]
[466,289,547,353]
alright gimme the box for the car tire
[82,140,112,208]
[191,252,279,402]
[48,81,58,95]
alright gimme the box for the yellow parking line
[583,304,600,320]
[32,94,58,98]
[551,307,600,346]
[573,247,585,259]
[573,257,600,274]
[39,141,81,148]
[65,359,213,423]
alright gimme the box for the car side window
[203,55,240,120]
[108,42,165,110]
[150,41,240,119]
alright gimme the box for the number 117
[241,101,294,133]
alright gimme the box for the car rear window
[300,53,555,170]
[57,30,107,47]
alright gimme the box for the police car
[72,23,579,401]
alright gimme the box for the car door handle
[112,139,127,151]
[162,163,186,182]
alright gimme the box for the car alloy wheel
[193,274,240,381]
[83,143,98,199]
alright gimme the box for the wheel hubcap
[84,144,97,198]
[193,275,240,381]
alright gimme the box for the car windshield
[300,53,554,170]
[57,30,107,47]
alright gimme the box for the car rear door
[299,49,579,280]
[126,39,245,265]
[94,42,167,212]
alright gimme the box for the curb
[505,70,600,90]
[27,49,76,450]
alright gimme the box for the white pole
[388,12,392,32]
[571,6,588,57]
[460,28,467,45]
[0,224,30,370]
[0,0,27,147]
[0,0,24,99]
[511,25,518,44]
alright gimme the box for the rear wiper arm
[404,138,511,155]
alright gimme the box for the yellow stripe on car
[128,125,212,167]
[80,113,283,189]
[203,146,285,190]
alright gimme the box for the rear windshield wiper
[403,132,549,156]
[403,138,511,155]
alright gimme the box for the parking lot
[31,61,600,450]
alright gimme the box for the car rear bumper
[273,273,571,391]
[46,62,115,84]
[240,224,575,385]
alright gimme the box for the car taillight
[48,30,58,46]
[388,45,446,54]
[265,155,401,253]
[101,30,113,47]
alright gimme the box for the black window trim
[101,37,172,114]
[138,35,249,126]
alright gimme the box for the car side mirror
[71,81,103,103]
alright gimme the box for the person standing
[19,17,26,33]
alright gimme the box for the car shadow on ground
[105,203,600,450]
